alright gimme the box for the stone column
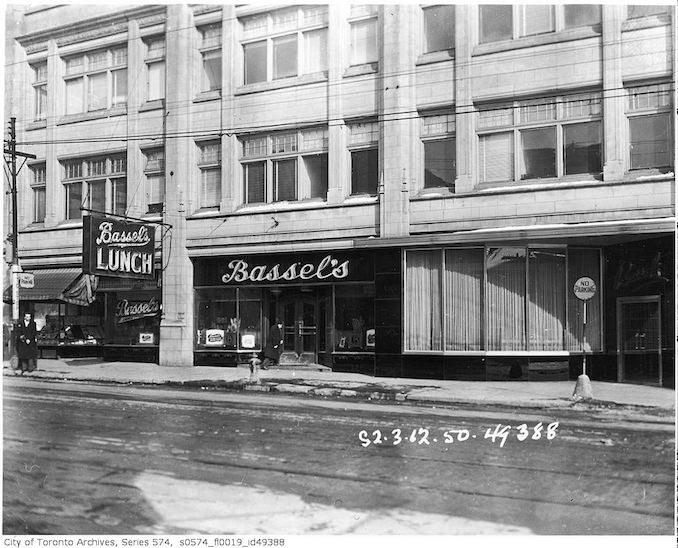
[45,39,61,227]
[454,4,475,193]
[220,5,237,212]
[125,20,145,218]
[379,4,414,237]
[159,5,195,367]
[602,4,625,181]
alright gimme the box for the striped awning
[3,268,98,305]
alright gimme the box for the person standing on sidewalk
[14,312,38,375]
[261,319,284,369]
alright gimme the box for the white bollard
[248,356,261,384]
[571,374,593,401]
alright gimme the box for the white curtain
[486,248,526,350]
[406,250,442,351]
[528,249,565,350]
[445,249,483,350]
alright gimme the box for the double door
[617,296,662,386]
[278,290,317,364]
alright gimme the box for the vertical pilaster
[126,20,144,218]
[380,4,415,237]
[454,4,475,193]
[221,5,236,211]
[326,3,348,204]
[159,4,194,367]
[602,4,625,181]
[45,39,61,227]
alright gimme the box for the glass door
[617,296,662,386]
[278,288,317,364]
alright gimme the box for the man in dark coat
[15,312,38,375]
[261,320,284,369]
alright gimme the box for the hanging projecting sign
[83,214,156,280]
[573,276,597,301]
[18,272,35,288]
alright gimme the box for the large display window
[334,284,375,352]
[405,246,602,353]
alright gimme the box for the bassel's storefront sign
[83,214,156,279]
[115,297,161,323]
[194,252,374,286]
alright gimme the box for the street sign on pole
[19,272,34,288]
[573,276,597,388]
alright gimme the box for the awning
[3,268,98,305]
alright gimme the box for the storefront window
[334,284,375,352]
[528,249,566,351]
[105,291,161,346]
[405,250,442,351]
[195,287,262,352]
[486,247,526,351]
[566,248,602,352]
[444,248,483,351]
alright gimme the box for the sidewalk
[3,357,675,424]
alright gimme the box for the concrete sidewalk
[3,357,675,423]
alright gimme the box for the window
[349,121,379,195]
[198,141,222,208]
[145,37,165,101]
[627,5,671,19]
[31,165,46,223]
[334,285,375,352]
[144,149,165,212]
[241,127,329,203]
[32,62,47,121]
[422,113,456,190]
[350,17,378,65]
[241,6,328,85]
[479,5,601,43]
[404,246,600,353]
[63,47,127,114]
[478,91,602,183]
[626,83,673,169]
[200,24,222,92]
[423,5,455,53]
[61,154,127,219]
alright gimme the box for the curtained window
[445,248,483,351]
[528,249,566,351]
[405,250,442,351]
[486,247,526,351]
[566,248,602,351]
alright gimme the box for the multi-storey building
[4,4,675,385]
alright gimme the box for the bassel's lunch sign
[83,214,156,280]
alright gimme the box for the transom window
[477,92,603,184]
[145,37,165,101]
[626,82,673,170]
[422,5,455,53]
[479,4,601,43]
[63,47,127,115]
[32,62,47,121]
[31,164,46,223]
[61,154,127,219]
[421,112,456,190]
[197,141,222,209]
[241,128,329,204]
[199,24,222,92]
[241,6,328,85]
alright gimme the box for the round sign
[573,276,597,301]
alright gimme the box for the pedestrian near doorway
[261,319,284,369]
[15,312,38,375]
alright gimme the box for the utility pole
[4,117,36,324]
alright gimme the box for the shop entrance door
[617,296,662,386]
[278,289,317,364]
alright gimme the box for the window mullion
[513,6,520,40]
[556,124,564,177]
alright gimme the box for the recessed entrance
[617,296,662,386]
[273,288,318,364]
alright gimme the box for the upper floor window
[61,154,127,219]
[241,127,329,204]
[63,47,127,115]
[199,24,222,92]
[241,6,328,85]
[627,5,672,19]
[421,112,456,190]
[197,141,222,208]
[30,164,46,223]
[348,121,379,195]
[145,37,165,101]
[479,5,601,43]
[349,5,378,65]
[477,91,602,184]
[144,148,165,213]
[626,82,673,170]
[32,62,47,121]
[423,5,455,53]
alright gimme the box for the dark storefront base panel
[102,345,158,363]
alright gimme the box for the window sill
[622,13,671,32]
[57,106,126,125]
[624,167,674,180]
[416,50,454,66]
[139,99,165,112]
[235,72,328,96]
[473,25,602,56]
[27,119,47,131]
[413,186,456,199]
[194,90,221,103]
[343,63,378,78]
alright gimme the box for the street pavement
[2,357,675,425]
